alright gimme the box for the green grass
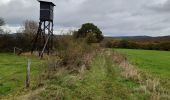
[3,49,166,99]
[33,52,148,100]
[115,49,170,92]
[115,49,170,79]
[0,53,45,96]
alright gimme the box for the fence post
[14,47,16,55]
[26,59,31,88]
[124,57,127,67]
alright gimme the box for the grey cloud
[148,0,170,13]
[0,0,170,36]
[0,0,38,25]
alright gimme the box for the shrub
[53,35,95,70]
[118,40,129,48]
[159,42,170,51]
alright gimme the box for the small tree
[23,20,38,40]
[16,20,38,51]
[0,18,5,33]
[75,23,104,43]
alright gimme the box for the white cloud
[0,0,11,5]
[1,25,20,33]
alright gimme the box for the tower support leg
[31,20,54,58]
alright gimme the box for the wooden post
[26,59,31,88]
[40,34,51,59]
[14,47,15,54]
[13,47,23,55]
[124,57,127,67]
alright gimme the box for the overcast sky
[1,0,170,36]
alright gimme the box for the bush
[53,35,95,70]
[118,40,129,48]
[0,34,15,52]
[159,42,170,51]
[0,33,32,52]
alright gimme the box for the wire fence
[0,59,46,84]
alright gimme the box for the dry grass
[112,50,169,100]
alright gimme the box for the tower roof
[38,0,56,6]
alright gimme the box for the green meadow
[0,53,44,96]
[115,49,170,92]
[1,49,170,99]
[115,49,170,79]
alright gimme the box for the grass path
[26,50,147,100]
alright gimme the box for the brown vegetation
[50,35,98,71]
[102,39,170,51]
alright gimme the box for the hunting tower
[31,0,55,58]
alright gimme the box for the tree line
[102,39,170,51]
[0,19,38,52]
[2,16,170,52]
[0,18,104,52]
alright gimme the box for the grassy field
[0,53,45,96]
[1,49,170,99]
[115,49,170,79]
[115,49,170,93]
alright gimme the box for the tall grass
[29,50,141,100]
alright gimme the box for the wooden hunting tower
[31,0,56,58]
[40,1,55,21]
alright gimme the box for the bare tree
[0,18,5,33]
[23,20,38,40]
[0,18,5,26]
